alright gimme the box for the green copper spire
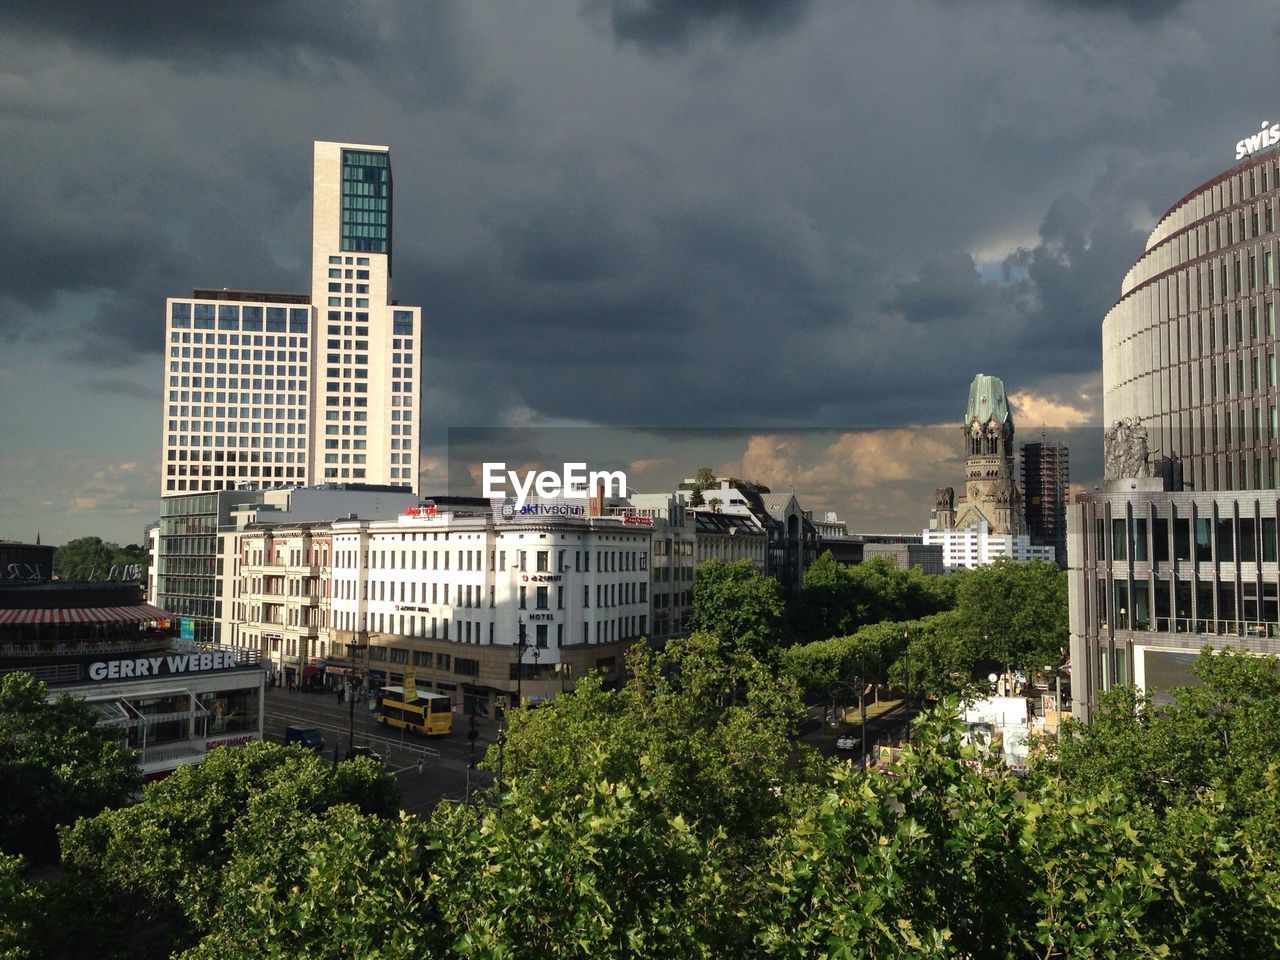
[965,373,1011,425]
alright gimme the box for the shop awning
[0,603,172,627]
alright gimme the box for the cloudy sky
[1,0,1276,546]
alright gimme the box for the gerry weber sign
[1236,120,1280,160]
[88,650,240,682]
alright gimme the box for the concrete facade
[161,141,421,497]
[1071,146,1280,719]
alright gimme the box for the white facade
[328,510,650,661]
[162,140,421,497]
[225,504,651,709]
[922,520,1055,571]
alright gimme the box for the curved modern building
[1104,150,1280,491]
[1072,144,1280,720]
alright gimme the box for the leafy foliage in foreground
[0,672,139,866]
[6,647,1280,959]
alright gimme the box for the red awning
[0,603,173,627]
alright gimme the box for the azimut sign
[1236,120,1280,160]
[88,650,240,681]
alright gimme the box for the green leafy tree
[953,557,1067,671]
[183,807,436,960]
[0,852,36,960]
[688,559,787,659]
[694,466,717,487]
[429,749,733,959]
[0,673,139,866]
[53,537,147,582]
[887,610,978,701]
[1049,648,1280,816]
[758,705,1036,958]
[53,537,115,579]
[492,632,805,852]
[61,741,397,957]
[795,552,955,642]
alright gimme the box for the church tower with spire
[934,373,1028,536]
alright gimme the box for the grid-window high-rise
[161,141,421,497]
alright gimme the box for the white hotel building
[284,504,650,714]
[161,141,421,496]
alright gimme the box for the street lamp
[1044,657,1068,735]
[902,627,911,745]
[465,705,478,805]
[513,617,546,708]
[347,644,361,758]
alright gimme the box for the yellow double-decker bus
[373,686,454,736]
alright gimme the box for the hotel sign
[1236,120,1280,160]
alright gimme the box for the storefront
[57,647,266,778]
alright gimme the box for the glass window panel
[1112,518,1127,561]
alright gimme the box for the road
[262,686,498,815]
[262,688,919,815]
[799,699,918,767]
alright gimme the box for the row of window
[168,411,305,428]
[1096,513,1280,565]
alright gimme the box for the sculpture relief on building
[1102,418,1152,481]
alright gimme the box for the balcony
[242,562,323,577]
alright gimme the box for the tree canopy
[952,557,1067,671]
[688,559,788,660]
[4,641,1277,959]
[0,672,139,867]
[59,741,398,958]
[795,552,956,641]
[54,536,148,581]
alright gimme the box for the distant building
[923,520,1054,570]
[0,578,264,779]
[679,477,818,598]
[161,141,421,496]
[324,506,650,714]
[862,541,945,575]
[0,540,55,581]
[153,484,418,646]
[1022,439,1070,568]
[927,374,1052,569]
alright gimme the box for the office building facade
[1071,142,1280,719]
[161,141,420,496]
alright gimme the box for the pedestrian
[417,753,424,776]
[336,686,344,704]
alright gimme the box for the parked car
[835,733,860,751]
[284,725,325,752]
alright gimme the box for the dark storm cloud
[884,251,1018,326]
[82,378,161,402]
[1,1,463,80]
[1010,193,1149,349]
[1043,0,1187,20]
[585,0,812,50]
[0,1,471,111]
